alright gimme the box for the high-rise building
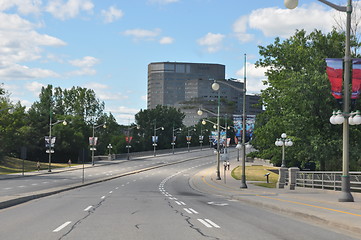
[148,62,225,109]
[148,62,262,126]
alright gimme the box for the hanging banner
[173,136,177,142]
[152,136,158,143]
[352,59,361,99]
[186,136,192,142]
[325,58,343,99]
[89,137,98,146]
[45,136,56,148]
[233,115,255,142]
[125,136,133,143]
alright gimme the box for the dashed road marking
[84,206,92,211]
[53,221,71,232]
[197,219,220,228]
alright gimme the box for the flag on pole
[352,59,361,99]
[326,58,343,99]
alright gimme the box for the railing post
[288,167,299,190]
[277,167,288,189]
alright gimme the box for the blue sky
[0,0,350,124]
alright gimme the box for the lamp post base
[216,171,221,180]
[339,176,354,202]
[240,174,247,188]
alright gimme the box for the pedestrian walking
[223,161,227,171]
[37,161,40,171]
[227,161,230,171]
[68,159,72,167]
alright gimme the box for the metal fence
[295,171,361,191]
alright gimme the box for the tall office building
[148,62,225,109]
[148,62,262,126]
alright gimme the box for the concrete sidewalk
[190,159,361,238]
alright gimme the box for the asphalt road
[0,150,359,240]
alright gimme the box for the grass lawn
[231,165,279,188]
[0,156,70,174]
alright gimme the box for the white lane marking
[175,201,186,206]
[184,208,192,214]
[207,201,229,206]
[198,219,212,228]
[184,208,198,214]
[84,206,92,211]
[4,187,12,190]
[189,208,198,214]
[109,191,113,194]
[204,219,220,228]
[18,186,26,188]
[101,196,105,199]
[53,221,72,232]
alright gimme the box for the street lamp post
[275,133,294,168]
[153,122,164,156]
[285,0,354,202]
[275,133,293,188]
[126,125,140,160]
[212,82,221,180]
[91,121,106,166]
[107,144,112,155]
[172,126,182,154]
[47,110,67,172]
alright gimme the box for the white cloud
[101,6,124,23]
[84,82,129,101]
[197,32,225,53]
[0,12,66,79]
[69,56,99,68]
[25,81,45,96]
[232,16,254,43]
[0,62,59,80]
[159,36,174,44]
[0,0,42,15]
[45,0,94,20]
[236,62,269,94]
[108,106,141,125]
[123,28,161,41]
[68,56,99,76]
[248,3,335,38]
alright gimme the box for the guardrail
[295,171,361,192]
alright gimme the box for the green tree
[27,85,107,163]
[252,29,361,170]
[0,88,29,159]
[135,105,185,151]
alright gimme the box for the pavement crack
[57,198,106,240]
[166,199,220,240]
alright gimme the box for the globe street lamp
[285,0,354,202]
[107,143,113,155]
[275,133,294,168]
[91,121,106,166]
